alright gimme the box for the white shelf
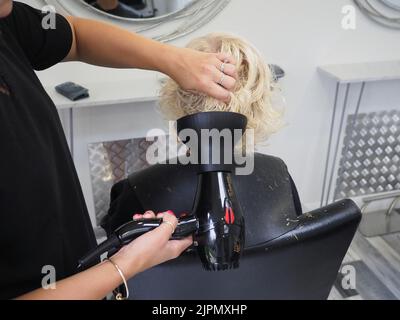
[318,60,400,84]
[46,78,161,110]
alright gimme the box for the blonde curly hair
[159,33,284,143]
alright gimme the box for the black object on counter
[55,82,89,101]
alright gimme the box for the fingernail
[133,214,142,219]
[166,210,176,217]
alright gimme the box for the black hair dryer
[177,112,247,271]
[78,112,247,272]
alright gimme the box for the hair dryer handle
[78,216,198,270]
[117,216,198,244]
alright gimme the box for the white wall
[22,0,400,217]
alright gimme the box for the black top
[0,2,96,299]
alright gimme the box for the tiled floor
[329,231,400,300]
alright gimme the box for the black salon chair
[102,153,361,300]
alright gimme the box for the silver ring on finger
[220,62,226,73]
[218,74,225,86]
[162,220,175,234]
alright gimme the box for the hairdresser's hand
[112,211,193,278]
[165,47,238,103]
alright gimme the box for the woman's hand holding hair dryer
[112,210,193,278]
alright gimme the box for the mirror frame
[78,0,199,23]
[381,0,400,10]
[353,0,400,29]
[44,0,231,42]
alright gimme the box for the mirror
[82,0,195,20]
[45,0,231,42]
[381,0,400,10]
[353,0,400,29]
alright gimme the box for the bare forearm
[16,260,134,300]
[64,16,238,103]
[66,16,177,75]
